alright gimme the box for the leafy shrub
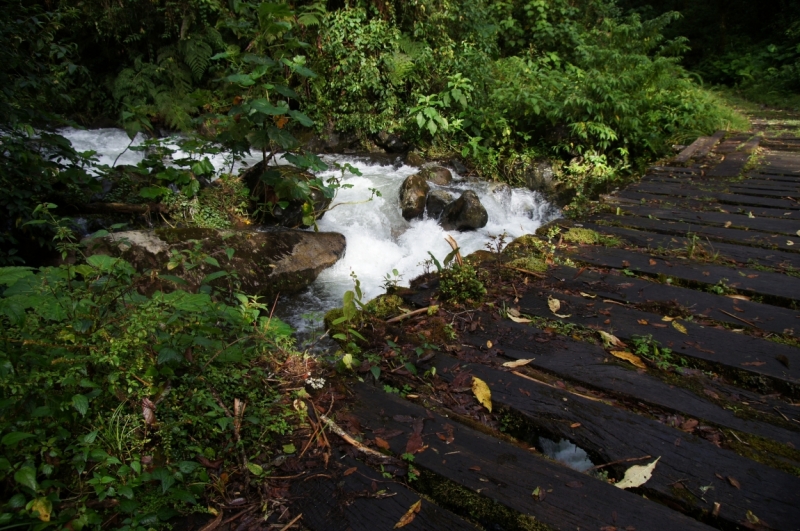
[439,263,487,302]
[0,210,302,528]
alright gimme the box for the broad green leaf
[0,267,34,287]
[72,394,89,416]
[225,74,255,86]
[370,365,381,381]
[14,466,37,491]
[246,462,264,476]
[151,467,175,494]
[178,461,199,474]
[282,444,296,454]
[2,432,34,446]
[158,348,183,365]
[201,271,228,285]
[288,110,314,127]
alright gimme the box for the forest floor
[190,110,800,531]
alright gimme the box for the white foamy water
[58,128,560,331]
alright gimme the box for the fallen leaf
[615,457,661,489]
[486,340,493,349]
[394,500,422,528]
[375,437,390,450]
[652,323,667,328]
[469,466,481,471]
[610,350,647,369]
[747,212,755,219]
[724,221,732,228]
[637,319,649,325]
[672,321,688,334]
[727,476,741,489]
[712,502,721,517]
[565,481,584,488]
[502,359,534,368]
[344,467,357,476]
[547,297,561,314]
[796,230,800,237]
[727,294,750,301]
[508,315,532,323]
[508,308,521,317]
[472,377,492,412]
[30,498,52,522]
[622,260,630,267]
[741,361,766,366]
[570,423,582,428]
[599,330,625,348]
[788,240,795,246]
[649,259,657,266]
[661,316,675,322]
[580,292,597,299]
[680,419,699,431]
[406,431,425,454]
[745,510,760,524]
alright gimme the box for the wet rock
[405,151,425,167]
[440,190,488,231]
[84,227,346,297]
[419,166,452,186]
[524,161,557,195]
[399,173,430,220]
[298,129,361,153]
[374,131,409,153]
[425,189,454,220]
[449,159,468,175]
[241,162,331,228]
[488,182,512,204]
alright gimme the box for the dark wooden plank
[706,151,750,177]
[462,312,800,447]
[583,223,800,269]
[694,130,727,159]
[292,456,480,531]
[566,245,800,302]
[548,263,800,335]
[739,135,762,154]
[619,205,800,236]
[674,136,710,164]
[643,174,800,193]
[349,384,717,531]
[606,192,800,221]
[517,288,800,396]
[432,358,800,531]
[629,182,800,210]
[648,165,702,175]
[593,215,800,254]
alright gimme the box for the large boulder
[84,228,346,297]
[425,189,454,220]
[374,131,409,153]
[419,166,452,186]
[241,162,330,228]
[399,173,430,220]
[440,190,488,231]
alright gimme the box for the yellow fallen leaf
[726,294,750,301]
[472,376,492,412]
[580,292,596,299]
[31,498,52,522]
[672,321,688,334]
[661,316,674,322]
[788,240,795,246]
[509,315,532,323]
[598,330,624,348]
[745,510,760,524]
[796,230,800,237]
[637,319,649,325]
[615,457,661,489]
[486,340,493,349]
[547,297,561,314]
[508,308,521,317]
[394,499,422,528]
[502,359,534,368]
[553,312,572,319]
[610,350,647,369]
[724,221,732,228]
[747,212,755,219]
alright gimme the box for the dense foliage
[0,207,305,528]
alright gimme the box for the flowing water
[59,128,560,333]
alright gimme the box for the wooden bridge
[277,117,800,531]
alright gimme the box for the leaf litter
[615,457,660,489]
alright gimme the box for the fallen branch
[386,306,430,324]
[501,265,546,278]
[318,413,396,462]
[588,455,652,471]
[717,309,756,328]
[278,513,303,531]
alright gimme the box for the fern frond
[386,51,415,86]
[398,35,425,59]
[182,38,212,81]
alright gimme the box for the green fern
[297,2,326,27]
[387,51,415,86]
[182,38,213,81]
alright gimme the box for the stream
[61,128,560,333]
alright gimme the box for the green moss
[507,256,547,272]
[727,432,800,477]
[562,227,601,244]
[364,294,404,319]
[414,472,553,531]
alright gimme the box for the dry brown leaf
[742,361,766,366]
[375,437,390,450]
[599,330,624,348]
[472,376,492,412]
[343,467,357,476]
[727,476,741,489]
[615,457,661,489]
[672,321,688,334]
[394,500,422,528]
[610,350,647,369]
[727,294,750,301]
[649,259,657,266]
[469,466,481,471]
[486,340,493,349]
[570,423,581,428]
[724,221,732,228]
[502,359,534,368]
[508,315,532,324]
[712,502,721,517]
[637,319,649,325]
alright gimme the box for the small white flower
[305,377,326,390]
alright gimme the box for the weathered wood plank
[517,288,800,396]
[291,456,481,531]
[432,358,800,531]
[583,222,800,269]
[349,385,717,531]
[674,136,711,164]
[694,130,727,159]
[618,205,800,237]
[628,183,800,209]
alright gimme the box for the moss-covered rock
[507,256,548,272]
[84,227,346,297]
[562,227,601,244]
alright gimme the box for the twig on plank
[386,307,430,323]
[589,455,652,470]
[278,513,303,531]
[318,414,396,462]
[717,309,756,327]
